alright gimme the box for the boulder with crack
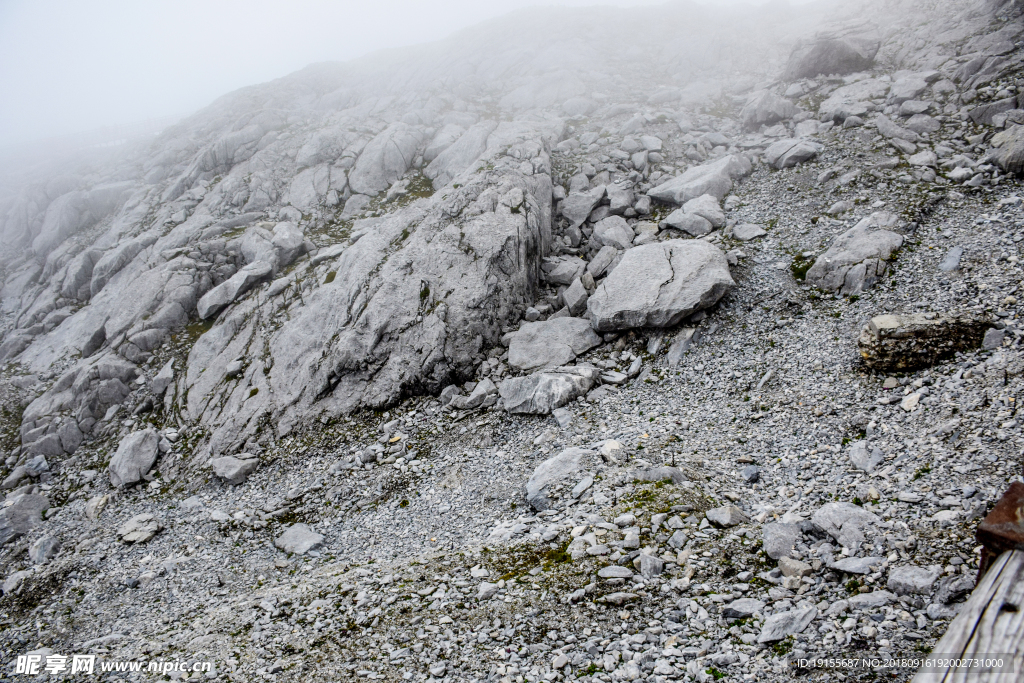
[804,213,903,295]
[499,365,600,414]
[587,240,733,332]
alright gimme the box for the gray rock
[562,187,606,228]
[874,115,920,143]
[108,429,160,488]
[1,466,28,490]
[887,565,941,595]
[639,553,664,578]
[592,216,634,250]
[118,513,163,543]
[587,246,619,278]
[983,327,1005,350]
[662,210,712,236]
[525,447,596,510]
[705,505,749,528]
[196,261,273,319]
[757,606,817,643]
[764,139,823,169]
[723,598,765,619]
[732,223,767,241]
[935,574,974,604]
[858,313,992,372]
[450,377,498,410]
[987,124,1024,175]
[938,246,964,272]
[741,465,761,483]
[811,502,880,551]
[668,529,688,549]
[598,566,634,579]
[476,582,500,600]
[347,123,424,196]
[776,558,811,580]
[741,90,797,130]
[682,194,726,228]
[599,592,639,606]
[647,155,752,205]
[830,556,883,575]
[0,493,49,546]
[274,523,324,555]
[211,455,259,485]
[508,318,602,372]
[784,35,880,79]
[545,256,587,286]
[763,522,802,560]
[499,365,601,415]
[563,278,589,317]
[553,407,573,430]
[805,213,903,295]
[848,590,896,609]
[587,240,733,332]
[849,441,883,472]
[152,360,174,396]
[28,535,60,564]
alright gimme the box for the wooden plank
[913,549,1024,683]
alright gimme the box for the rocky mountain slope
[2,0,1024,680]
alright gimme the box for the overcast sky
[0,0,811,149]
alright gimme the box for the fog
[0,0,812,151]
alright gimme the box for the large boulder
[804,213,904,295]
[741,91,798,130]
[197,261,273,319]
[275,523,324,555]
[0,493,49,546]
[587,240,733,332]
[647,155,751,205]
[499,365,600,414]
[592,216,634,250]
[211,455,259,485]
[857,313,992,372]
[784,34,881,80]
[764,139,822,169]
[561,186,606,228]
[108,429,160,487]
[986,124,1024,174]
[508,318,602,372]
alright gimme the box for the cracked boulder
[499,365,600,414]
[587,240,733,332]
[804,213,903,295]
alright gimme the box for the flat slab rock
[757,606,817,643]
[858,312,991,372]
[812,502,880,551]
[211,455,259,485]
[0,493,49,546]
[647,154,751,205]
[705,505,749,528]
[275,523,324,555]
[587,239,733,333]
[508,318,601,372]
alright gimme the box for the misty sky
[0,0,811,149]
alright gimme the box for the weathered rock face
[185,156,555,454]
[858,313,992,371]
[805,213,904,294]
[587,240,733,332]
[987,124,1024,174]
[508,318,601,372]
[783,34,881,80]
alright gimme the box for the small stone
[757,607,817,642]
[274,524,324,555]
[887,565,942,595]
[598,566,634,579]
[705,505,749,528]
[599,592,639,606]
[552,653,568,669]
[732,223,767,241]
[830,556,883,575]
[211,455,259,485]
[118,513,163,544]
[741,465,761,483]
[477,582,499,600]
[763,523,802,560]
[722,598,765,619]
[849,441,883,472]
[639,553,665,578]
[552,407,573,430]
[778,557,813,577]
[28,535,60,564]
[983,328,1005,350]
